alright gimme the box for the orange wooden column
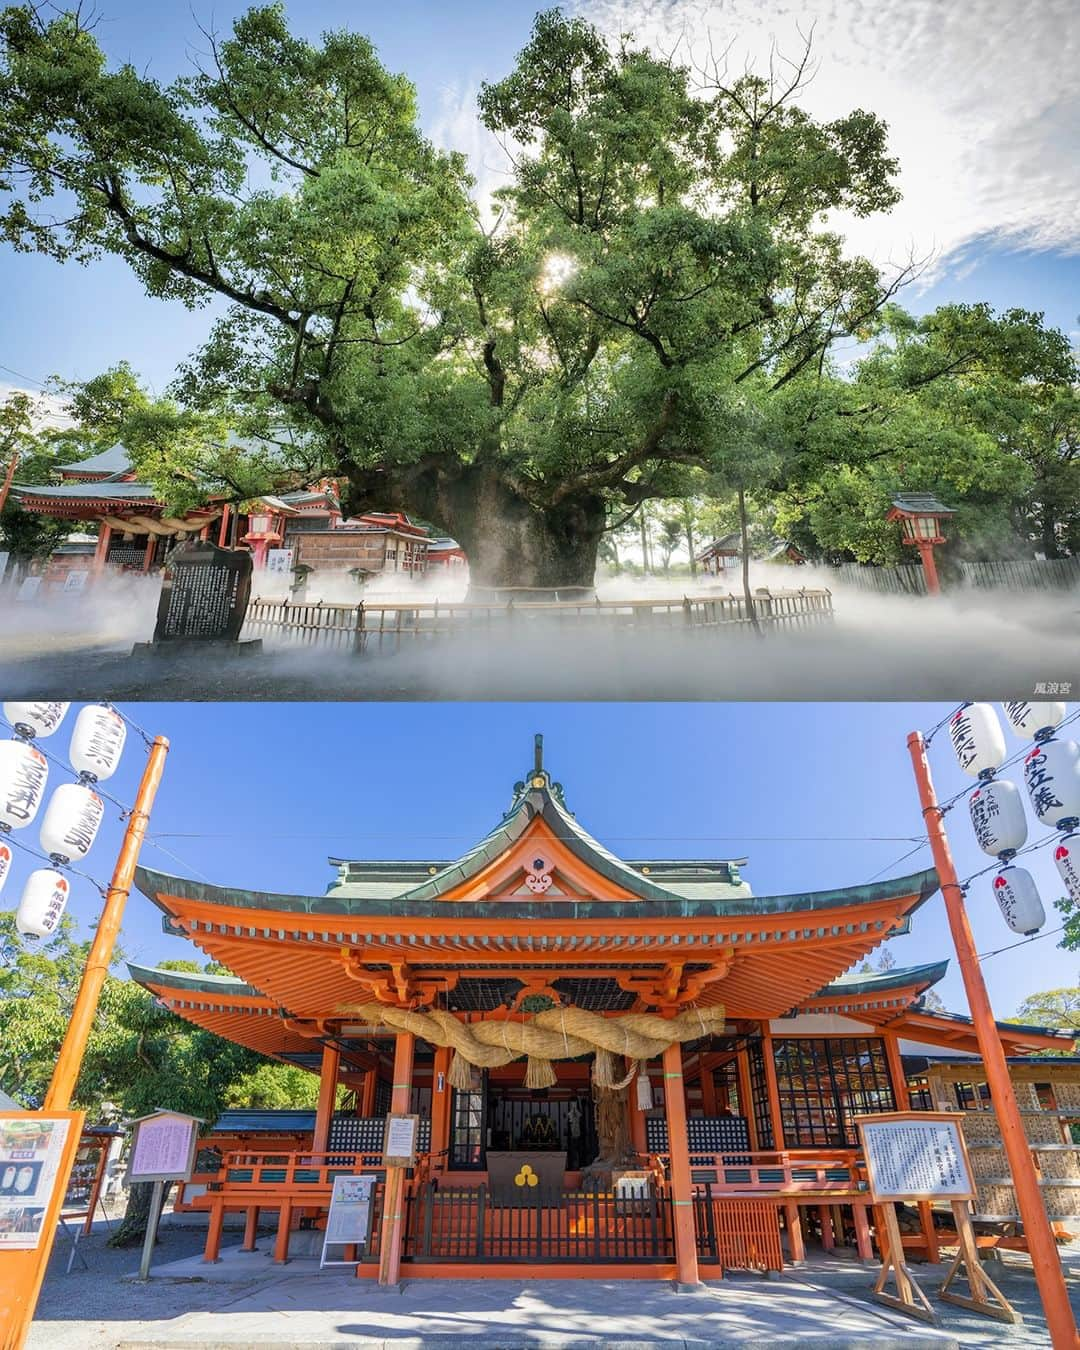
[92,523,111,574]
[312,1043,340,1153]
[361,1067,378,1116]
[430,1045,452,1164]
[736,1051,759,1150]
[758,1025,785,1150]
[883,1031,908,1111]
[909,731,1076,1348]
[662,1041,700,1286]
[700,1060,718,1116]
[378,1031,415,1286]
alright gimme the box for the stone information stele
[151,540,253,643]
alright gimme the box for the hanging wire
[923,703,966,746]
[108,703,157,751]
[861,839,930,885]
[0,713,133,820]
[976,923,1070,963]
[1,828,110,899]
[140,834,216,885]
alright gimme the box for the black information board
[152,541,252,642]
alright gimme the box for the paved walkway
[27,1216,1079,1350]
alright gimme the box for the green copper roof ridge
[134,863,938,920]
[814,959,949,999]
[127,961,263,1000]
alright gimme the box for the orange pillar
[45,736,169,1110]
[0,449,19,514]
[430,1045,452,1164]
[662,1041,700,1286]
[141,532,156,572]
[361,1067,378,1117]
[92,523,111,574]
[700,1059,718,1116]
[915,539,941,595]
[883,1030,908,1111]
[312,1043,340,1153]
[736,1051,759,1150]
[218,504,231,547]
[378,1031,415,1286]
[759,1025,785,1151]
[908,731,1076,1348]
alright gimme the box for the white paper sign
[383,1114,418,1164]
[266,548,294,576]
[859,1116,973,1201]
[16,577,41,602]
[0,1116,71,1249]
[128,1114,198,1181]
[62,570,89,593]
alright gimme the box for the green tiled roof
[813,960,949,999]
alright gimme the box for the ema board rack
[925,1063,1080,1225]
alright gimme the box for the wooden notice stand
[855,1111,1018,1327]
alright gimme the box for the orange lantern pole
[0,450,18,514]
[907,730,1077,1349]
[5,732,168,1350]
[44,734,169,1110]
[914,539,941,596]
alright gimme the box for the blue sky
[1,0,1077,400]
[5,701,1076,1025]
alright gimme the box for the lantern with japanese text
[969,779,1027,859]
[15,868,70,939]
[1024,738,1080,830]
[3,702,69,740]
[0,840,10,897]
[1002,701,1066,742]
[69,704,126,782]
[0,739,49,831]
[992,866,1045,936]
[1055,836,1080,907]
[950,704,1006,779]
[39,783,104,864]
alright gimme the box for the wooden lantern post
[907,730,1076,1349]
[886,494,955,596]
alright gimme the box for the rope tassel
[524,1056,556,1089]
[448,1050,475,1090]
[636,1060,653,1110]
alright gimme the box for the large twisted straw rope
[342,1001,725,1067]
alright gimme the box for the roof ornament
[534,733,544,773]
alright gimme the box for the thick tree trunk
[108,1179,169,1248]
[738,487,762,637]
[345,463,606,597]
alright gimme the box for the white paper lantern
[0,840,11,897]
[968,779,1027,858]
[0,739,49,831]
[69,704,126,782]
[1002,701,1067,741]
[1055,834,1080,906]
[39,783,104,864]
[1024,738,1080,829]
[2,702,69,739]
[15,868,70,939]
[992,866,1045,935]
[949,704,1006,778]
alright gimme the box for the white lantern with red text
[69,704,126,782]
[0,739,49,831]
[15,869,70,939]
[969,779,1027,858]
[1002,701,1066,742]
[1024,738,1080,829]
[0,840,11,897]
[950,704,1006,778]
[1055,835,1080,906]
[992,866,1045,936]
[3,702,69,740]
[39,783,104,864]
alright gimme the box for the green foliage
[0,4,917,583]
[1008,985,1080,1058]
[0,915,311,1118]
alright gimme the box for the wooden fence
[241,589,834,653]
[830,555,1080,595]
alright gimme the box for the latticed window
[746,1039,774,1150]
[772,1037,896,1147]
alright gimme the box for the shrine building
[128,738,1075,1283]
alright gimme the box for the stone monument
[134,540,261,655]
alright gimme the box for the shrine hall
[128,738,1074,1283]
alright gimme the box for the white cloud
[574,0,1080,282]
[428,81,518,230]
[0,384,74,432]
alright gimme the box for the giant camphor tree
[0,4,915,589]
